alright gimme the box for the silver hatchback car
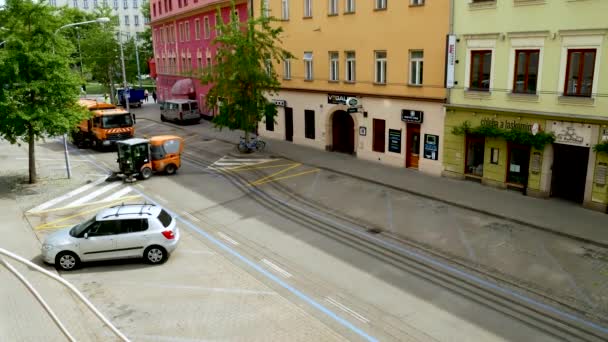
[42,204,180,271]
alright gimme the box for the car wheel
[164,164,177,175]
[161,114,166,122]
[55,252,79,271]
[144,246,167,264]
[140,167,153,180]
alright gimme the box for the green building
[444,0,608,212]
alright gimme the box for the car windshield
[102,114,133,128]
[118,143,132,159]
[70,216,96,237]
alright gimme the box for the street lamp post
[134,33,142,89]
[53,17,109,180]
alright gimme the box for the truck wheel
[164,164,177,175]
[140,167,152,180]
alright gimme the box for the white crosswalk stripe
[66,182,123,207]
[208,156,275,169]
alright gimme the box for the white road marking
[182,211,200,222]
[178,249,215,255]
[115,281,275,295]
[104,187,134,202]
[217,232,239,246]
[155,195,168,203]
[65,182,123,207]
[16,157,88,162]
[135,183,145,189]
[260,258,293,279]
[133,334,209,342]
[28,177,107,212]
[209,156,276,168]
[325,297,370,324]
[138,123,157,131]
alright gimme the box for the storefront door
[406,124,421,169]
[465,135,485,177]
[285,107,293,142]
[551,144,589,203]
[332,110,354,154]
[506,143,530,188]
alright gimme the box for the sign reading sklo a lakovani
[328,93,355,104]
[480,118,534,131]
[401,110,423,124]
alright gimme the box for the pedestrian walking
[144,89,149,102]
[152,90,157,103]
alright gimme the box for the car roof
[96,204,162,221]
[118,138,149,146]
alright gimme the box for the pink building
[150,0,248,117]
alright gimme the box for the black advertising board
[401,110,424,124]
[423,134,439,160]
[327,93,351,104]
[388,129,402,154]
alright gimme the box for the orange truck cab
[116,135,184,180]
[73,99,135,148]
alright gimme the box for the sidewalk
[183,118,608,248]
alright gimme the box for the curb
[139,116,608,249]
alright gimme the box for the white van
[160,99,200,124]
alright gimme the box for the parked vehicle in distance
[114,135,184,181]
[72,99,135,149]
[41,203,180,271]
[160,99,201,124]
[116,88,146,108]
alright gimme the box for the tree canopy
[201,1,293,138]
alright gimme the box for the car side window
[181,103,190,111]
[87,221,119,237]
[120,219,149,234]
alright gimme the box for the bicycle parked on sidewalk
[237,135,266,153]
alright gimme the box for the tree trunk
[28,127,36,184]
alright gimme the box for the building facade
[50,0,147,39]
[254,0,449,175]
[149,0,247,111]
[445,0,608,211]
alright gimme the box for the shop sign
[602,128,608,142]
[347,107,358,113]
[423,134,439,160]
[272,99,287,107]
[480,117,534,131]
[359,126,367,136]
[445,34,457,89]
[388,129,402,154]
[401,110,424,124]
[549,121,592,147]
[327,93,353,104]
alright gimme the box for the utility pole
[134,33,142,89]
[118,33,130,114]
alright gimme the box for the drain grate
[367,228,382,235]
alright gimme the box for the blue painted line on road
[133,189,379,342]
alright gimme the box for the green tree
[0,0,89,183]
[201,1,293,142]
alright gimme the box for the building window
[185,21,190,41]
[153,3,157,16]
[178,0,182,7]
[84,0,90,8]
[329,0,338,15]
[123,0,127,9]
[184,0,188,5]
[133,0,138,8]
[113,0,118,9]
[469,50,492,91]
[329,52,339,81]
[126,32,130,40]
[345,51,356,82]
[134,15,140,26]
[304,0,312,17]
[216,14,222,36]
[409,50,423,85]
[178,23,183,41]
[263,0,270,17]
[73,0,78,8]
[564,49,596,97]
[410,0,424,5]
[204,17,210,39]
[206,56,212,67]
[374,51,387,84]
[283,59,291,79]
[266,114,274,131]
[103,0,108,7]
[197,55,202,70]
[305,110,315,139]
[373,119,386,153]
[265,59,273,76]
[144,17,150,24]
[281,0,289,20]
[195,19,201,40]
[345,0,354,12]
[304,52,313,80]
[124,15,130,26]
[50,0,56,6]
[513,49,539,94]
[375,0,386,10]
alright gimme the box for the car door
[115,219,151,258]
[79,220,119,261]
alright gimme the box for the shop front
[443,108,608,212]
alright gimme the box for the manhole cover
[367,228,382,234]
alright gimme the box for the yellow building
[254,0,449,175]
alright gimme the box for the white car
[42,204,180,271]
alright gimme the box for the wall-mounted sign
[445,34,457,89]
[327,93,354,104]
[530,152,542,174]
[602,128,608,142]
[595,163,607,186]
[272,99,286,107]
[401,110,424,124]
[388,129,402,154]
[346,97,359,107]
[359,126,367,136]
[531,122,539,136]
[549,121,592,147]
[480,117,534,132]
[424,134,439,160]
[347,107,358,113]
